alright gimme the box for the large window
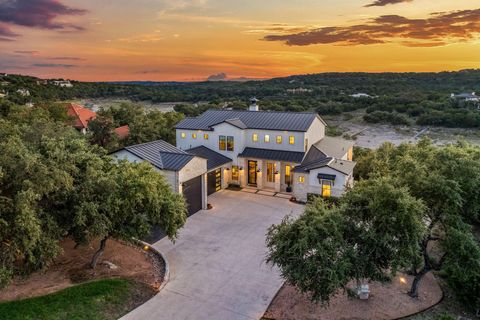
[276,135,282,144]
[252,133,258,142]
[267,162,276,183]
[192,133,197,139]
[219,135,226,150]
[285,165,292,185]
[227,136,234,151]
[322,181,332,198]
[231,165,239,181]
[264,135,270,143]
[298,176,305,183]
[289,136,295,145]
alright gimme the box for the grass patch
[0,279,154,320]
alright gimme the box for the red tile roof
[66,103,97,130]
[114,125,130,139]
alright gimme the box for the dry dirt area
[0,238,165,302]
[264,272,442,320]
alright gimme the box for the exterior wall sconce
[239,166,244,170]
[225,168,230,171]
[274,170,279,175]
[257,168,261,173]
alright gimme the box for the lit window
[227,136,234,151]
[192,133,197,139]
[298,176,305,183]
[264,135,270,143]
[231,165,239,181]
[219,135,226,150]
[285,165,291,185]
[289,136,295,145]
[181,132,186,139]
[252,133,258,142]
[322,181,332,198]
[204,133,209,140]
[276,135,282,144]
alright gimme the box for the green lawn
[0,279,154,320]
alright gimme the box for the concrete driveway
[122,189,304,320]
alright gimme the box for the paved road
[122,190,304,320]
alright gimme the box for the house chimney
[249,97,259,111]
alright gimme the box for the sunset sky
[0,0,479,81]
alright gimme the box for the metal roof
[186,146,232,171]
[293,157,333,173]
[175,109,321,132]
[314,136,354,159]
[238,147,305,163]
[124,140,195,171]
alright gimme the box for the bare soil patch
[0,238,165,302]
[264,272,442,320]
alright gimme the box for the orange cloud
[264,8,480,47]
[365,0,413,7]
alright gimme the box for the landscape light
[399,277,407,284]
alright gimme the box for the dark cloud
[32,63,77,68]
[207,72,227,81]
[14,50,39,54]
[365,0,412,7]
[0,0,87,31]
[47,56,85,61]
[0,22,19,40]
[264,8,480,47]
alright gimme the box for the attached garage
[182,175,203,216]
[207,169,222,195]
[111,140,208,217]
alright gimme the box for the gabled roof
[114,125,130,139]
[293,156,356,175]
[238,147,305,163]
[124,140,195,171]
[66,103,97,130]
[314,136,354,159]
[175,109,323,132]
[186,146,232,170]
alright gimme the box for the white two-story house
[175,99,356,203]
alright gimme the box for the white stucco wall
[304,117,326,150]
[111,149,178,191]
[293,167,351,202]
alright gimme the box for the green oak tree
[266,178,426,304]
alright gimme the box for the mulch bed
[264,272,443,320]
[0,238,165,302]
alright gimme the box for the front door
[248,160,257,185]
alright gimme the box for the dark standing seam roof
[293,157,332,173]
[238,147,305,163]
[186,146,232,171]
[124,140,195,171]
[175,110,320,132]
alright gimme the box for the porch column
[274,161,281,192]
[257,160,263,189]
[240,159,247,187]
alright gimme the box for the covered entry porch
[236,148,305,193]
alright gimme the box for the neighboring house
[114,125,130,140]
[16,89,30,97]
[53,80,73,88]
[175,98,356,203]
[351,93,373,98]
[111,140,208,216]
[451,92,480,102]
[66,103,97,134]
[286,87,313,94]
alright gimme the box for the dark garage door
[207,169,221,195]
[183,175,203,216]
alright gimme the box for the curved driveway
[122,190,303,320]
